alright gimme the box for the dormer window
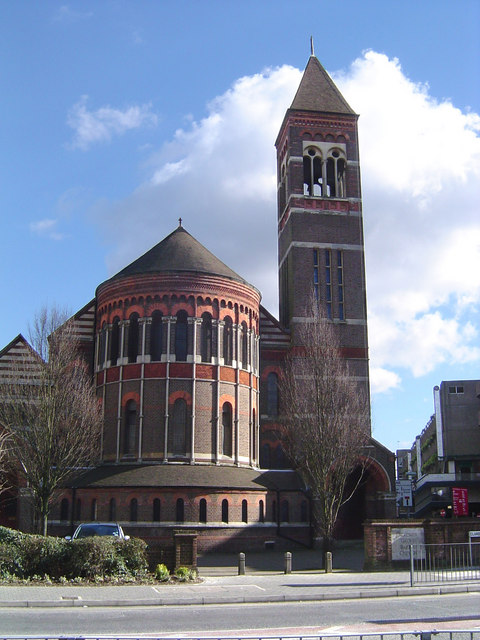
[303,142,347,198]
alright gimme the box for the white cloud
[52,5,93,23]
[30,218,65,241]
[92,52,480,394]
[67,96,158,150]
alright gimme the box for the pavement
[0,546,479,608]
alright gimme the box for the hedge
[0,526,148,581]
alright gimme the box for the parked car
[66,522,130,541]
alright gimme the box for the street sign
[396,480,413,507]
[453,487,468,516]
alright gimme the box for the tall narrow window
[128,313,140,363]
[109,498,116,522]
[313,249,319,300]
[242,499,248,524]
[267,372,279,417]
[110,317,120,365]
[222,402,232,457]
[201,312,212,362]
[199,498,207,524]
[272,500,277,523]
[175,310,188,361]
[300,500,308,523]
[259,500,265,523]
[97,322,107,367]
[281,500,290,523]
[124,400,137,455]
[325,250,332,319]
[223,316,233,365]
[130,498,138,522]
[241,321,248,369]
[60,498,69,522]
[75,499,82,521]
[150,311,163,361]
[153,498,161,522]
[169,398,188,457]
[90,498,97,521]
[337,250,344,321]
[176,498,184,523]
[221,499,229,524]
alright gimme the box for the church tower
[276,53,370,417]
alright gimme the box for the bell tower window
[303,143,346,198]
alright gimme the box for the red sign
[452,487,468,516]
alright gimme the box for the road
[1,593,480,636]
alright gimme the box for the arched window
[259,500,265,523]
[223,316,233,365]
[109,498,116,521]
[97,322,107,367]
[281,500,289,523]
[241,321,248,369]
[326,149,346,197]
[130,498,138,522]
[201,312,212,362]
[176,498,184,523]
[267,372,279,416]
[150,311,163,361]
[124,400,137,455]
[303,147,323,196]
[109,317,120,366]
[242,499,248,524]
[175,310,188,361]
[300,500,308,523]
[261,443,271,469]
[153,498,161,522]
[90,498,97,521]
[222,402,232,457]
[199,498,207,524]
[75,498,82,521]
[221,499,229,524]
[128,313,139,363]
[169,398,188,457]
[60,498,69,522]
[272,499,277,523]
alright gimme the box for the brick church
[0,54,396,550]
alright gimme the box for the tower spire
[310,35,315,57]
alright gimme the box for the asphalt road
[1,592,480,636]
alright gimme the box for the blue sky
[1,1,479,453]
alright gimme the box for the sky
[1,1,479,454]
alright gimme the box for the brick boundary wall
[364,519,480,569]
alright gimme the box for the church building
[0,54,396,550]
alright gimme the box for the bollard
[238,552,245,575]
[324,551,332,573]
[284,551,292,574]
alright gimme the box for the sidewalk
[0,547,479,608]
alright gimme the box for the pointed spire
[290,55,355,115]
[310,35,314,57]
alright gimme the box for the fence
[1,633,480,640]
[410,541,480,586]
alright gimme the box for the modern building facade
[398,380,480,517]
[0,53,396,550]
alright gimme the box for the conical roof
[105,225,252,288]
[290,55,355,115]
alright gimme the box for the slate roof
[104,225,253,289]
[68,464,305,492]
[290,55,355,115]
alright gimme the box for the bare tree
[0,308,102,535]
[279,296,370,553]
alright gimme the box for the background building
[398,380,480,517]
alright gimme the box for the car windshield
[75,524,120,538]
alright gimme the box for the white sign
[391,527,425,561]
[396,480,413,507]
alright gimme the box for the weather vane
[178,217,182,227]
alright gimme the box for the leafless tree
[0,307,102,535]
[279,296,371,553]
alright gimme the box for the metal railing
[410,542,480,585]
[2,633,480,640]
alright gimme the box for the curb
[1,582,479,608]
